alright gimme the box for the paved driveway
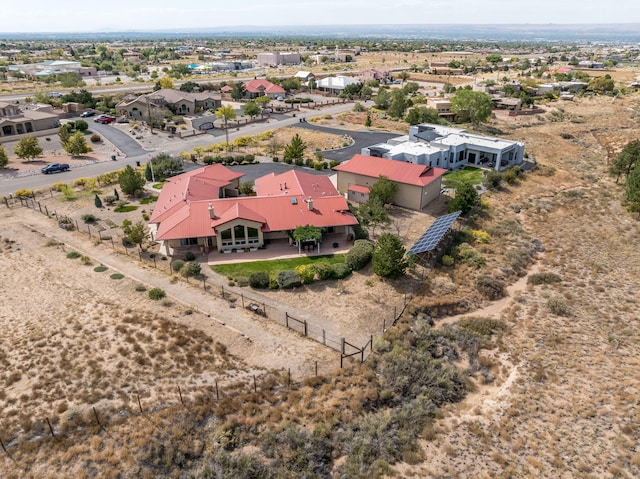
[293,123,400,162]
[90,121,148,157]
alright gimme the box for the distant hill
[2,24,640,42]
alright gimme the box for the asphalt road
[0,102,400,196]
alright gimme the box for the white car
[48,92,62,98]
[276,96,284,101]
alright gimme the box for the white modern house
[361,123,525,171]
[315,76,361,95]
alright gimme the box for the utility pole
[147,98,153,133]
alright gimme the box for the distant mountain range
[2,24,640,42]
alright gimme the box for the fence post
[241,294,245,309]
[341,337,345,354]
[370,335,373,351]
[178,386,184,405]
[285,312,289,328]
[137,394,143,414]
[287,368,291,389]
[340,354,344,369]
[315,361,318,377]
[37,201,42,214]
[253,375,257,393]
[394,306,397,321]
[215,380,219,400]
[304,320,308,336]
[93,406,103,430]
[111,237,115,250]
[88,225,92,237]
[322,329,326,345]
[221,286,225,299]
[46,417,55,437]
[75,220,79,231]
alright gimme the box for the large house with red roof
[149,166,358,256]
[333,154,447,211]
[243,79,286,99]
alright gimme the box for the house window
[247,227,259,244]
[179,237,198,246]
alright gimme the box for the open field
[1,89,640,477]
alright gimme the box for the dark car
[80,111,95,117]
[41,163,70,174]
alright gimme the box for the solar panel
[407,211,461,255]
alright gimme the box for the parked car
[80,111,95,117]
[48,91,62,98]
[41,163,70,174]
[276,96,284,101]
[95,115,115,124]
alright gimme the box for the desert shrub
[469,229,490,244]
[475,276,505,300]
[103,195,117,206]
[249,272,270,289]
[180,262,201,278]
[236,276,250,287]
[184,251,196,261]
[331,262,352,279]
[90,133,102,143]
[503,166,522,185]
[171,259,185,272]
[346,239,374,271]
[14,189,33,198]
[505,246,534,273]
[51,182,66,192]
[148,288,166,300]
[547,297,569,316]
[276,270,302,289]
[528,272,562,285]
[441,255,455,266]
[80,255,91,265]
[483,169,503,189]
[457,317,506,337]
[66,251,81,259]
[93,265,108,272]
[313,262,333,281]
[294,264,315,284]
[81,213,96,223]
[454,243,485,268]
[135,284,147,292]
[110,273,124,280]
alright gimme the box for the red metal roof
[333,154,447,187]
[348,184,370,194]
[150,164,244,224]
[244,79,285,95]
[254,169,340,197]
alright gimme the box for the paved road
[295,123,401,162]
[0,102,375,196]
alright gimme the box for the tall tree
[64,131,90,157]
[118,165,145,196]
[14,136,43,161]
[231,82,246,101]
[450,89,493,124]
[369,176,398,206]
[357,198,390,237]
[388,89,408,119]
[373,88,391,110]
[625,164,640,213]
[122,219,148,250]
[158,77,174,89]
[448,180,479,214]
[255,96,271,109]
[283,134,306,163]
[609,139,640,183]
[372,233,408,279]
[242,101,261,119]
[216,105,237,149]
[397,71,410,84]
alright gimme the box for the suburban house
[361,123,525,171]
[0,101,59,139]
[358,69,391,83]
[255,52,301,66]
[294,71,315,82]
[333,154,447,211]
[150,166,358,256]
[243,79,286,99]
[116,88,222,119]
[123,51,143,64]
[315,76,361,95]
[426,98,456,121]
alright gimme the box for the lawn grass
[211,254,346,279]
[114,205,138,213]
[442,166,483,188]
[140,196,158,204]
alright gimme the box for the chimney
[208,202,215,219]
[307,196,313,210]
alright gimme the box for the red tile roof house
[149,165,358,257]
[243,79,286,99]
[333,154,447,211]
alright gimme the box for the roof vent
[208,202,215,218]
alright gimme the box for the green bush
[330,262,352,279]
[276,270,302,289]
[81,213,96,223]
[313,262,333,281]
[171,259,185,272]
[475,276,505,300]
[249,272,270,289]
[148,288,166,300]
[441,254,455,266]
[135,284,147,292]
[110,273,124,280]
[180,262,201,278]
[184,251,196,261]
[346,239,374,271]
[547,296,569,316]
[295,264,315,284]
[93,265,108,272]
[66,251,81,259]
[90,133,101,143]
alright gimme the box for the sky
[2,0,639,33]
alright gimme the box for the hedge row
[345,240,374,271]
[248,262,352,289]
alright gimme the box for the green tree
[180,262,201,280]
[388,89,408,119]
[372,233,408,279]
[373,88,391,109]
[397,71,410,84]
[231,82,246,101]
[239,181,255,196]
[216,104,237,124]
[255,96,271,109]
[449,180,479,214]
[122,219,148,250]
[0,144,8,168]
[64,131,90,157]
[180,81,199,92]
[57,72,84,87]
[283,133,306,163]
[610,139,640,183]
[74,119,89,131]
[114,188,120,201]
[365,112,372,127]
[369,176,398,205]
[308,77,317,91]
[118,165,145,196]
[405,106,441,125]
[150,153,183,180]
[450,89,493,124]
[486,54,503,65]
[625,164,640,213]
[357,198,390,237]
[58,124,72,146]
[242,101,261,119]
[94,194,103,208]
[14,136,43,161]
[158,76,174,89]
[61,89,96,108]
[587,75,615,94]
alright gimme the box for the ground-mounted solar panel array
[407,210,461,255]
